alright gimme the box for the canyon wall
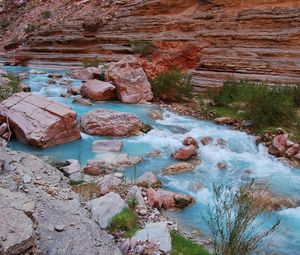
[1,0,300,91]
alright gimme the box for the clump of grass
[171,230,210,255]
[0,73,21,100]
[81,57,101,68]
[109,207,139,238]
[151,66,194,102]
[212,79,296,129]
[41,10,52,19]
[24,23,36,33]
[131,40,152,57]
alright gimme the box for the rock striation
[0,93,81,148]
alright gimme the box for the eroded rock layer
[1,0,300,90]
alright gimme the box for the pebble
[139,209,148,216]
[114,172,124,178]
[54,224,65,232]
[23,174,32,184]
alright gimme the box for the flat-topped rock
[0,93,81,148]
[80,109,145,137]
[92,140,123,152]
[80,79,116,101]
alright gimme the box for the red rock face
[80,109,144,137]
[80,80,116,101]
[171,145,197,160]
[0,93,81,148]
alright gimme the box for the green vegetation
[0,17,10,32]
[45,157,69,170]
[151,66,194,102]
[81,57,101,68]
[203,183,280,255]
[41,10,52,19]
[171,230,210,255]
[24,23,36,33]
[131,40,152,57]
[0,73,21,100]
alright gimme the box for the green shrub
[0,18,10,32]
[81,57,101,68]
[131,40,152,57]
[41,10,52,19]
[0,73,21,100]
[203,183,280,255]
[109,208,139,238]
[171,230,210,255]
[24,23,36,33]
[151,66,194,102]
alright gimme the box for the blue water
[4,66,300,255]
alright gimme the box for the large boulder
[106,56,153,103]
[80,109,145,137]
[71,67,103,81]
[89,192,128,229]
[0,93,81,148]
[147,188,195,209]
[171,145,197,160]
[134,222,171,253]
[80,80,116,101]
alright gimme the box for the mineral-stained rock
[80,79,116,101]
[92,140,123,152]
[134,222,171,253]
[0,93,81,148]
[183,136,198,148]
[171,145,197,160]
[80,109,145,137]
[147,188,195,209]
[162,162,195,175]
[106,56,153,103]
[136,172,162,188]
[89,192,128,229]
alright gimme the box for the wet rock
[188,182,204,192]
[106,56,153,103]
[0,123,8,136]
[147,188,195,209]
[72,96,93,106]
[134,222,171,253]
[147,150,161,157]
[214,117,235,125]
[29,69,46,74]
[200,136,213,145]
[80,109,145,137]
[217,162,227,170]
[89,192,128,229]
[126,185,146,209]
[136,172,162,188]
[285,144,300,157]
[171,145,197,160]
[80,80,116,101]
[97,174,122,195]
[268,134,289,156]
[148,108,163,120]
[71,67,100,81]
[59,80,71,86]
[92,140,123,152]
[162,162,195,175]
[48,73,63,79]
[67,86,81,95]
[48,79,56,84]
[216,138,226,148]
[183,136,198,148]
[19,82,31,92]
[0,137,7,147]
[61,160,81,175]
[0,93,81,148]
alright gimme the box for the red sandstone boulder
[200,136,213,146]
[171,145,197,160]
[106,56,153,103]
[80,109,145,137]
[71,67,103,81]
[268,134,288,156]
[183,137,198,148]
[162,162,195,175]
[285,144,300,157]
[80,80,116,101]
[67,86,81,95]
[147,188,195,209]
[136,172,162,188]
[214,117,235,125]
[0,93,81,148]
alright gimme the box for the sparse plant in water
[81,57,101,68]
[41,10,52,19]
[203,182,280,255]
[151,66,194,102]
[131,40,152,57]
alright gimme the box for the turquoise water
[4,66,300,255]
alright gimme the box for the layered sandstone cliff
[1,0,299,91]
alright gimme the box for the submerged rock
[80,79,116,101]
[89,192,128,229]
[200,136,213,146]
[106,56,153,103]
[171,145,197,160]
[0,93,81,148]
[162,162,195,175]
[134,222,171,253]
[80,109,146,137]
[72,96,93,106]
[92,140,123,152]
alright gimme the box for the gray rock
[134,222,171,253]
[89,192,128,229]
[92,140,123,152]
[61,159,81,175]
[126,185,146,209]
[97,174,122,195]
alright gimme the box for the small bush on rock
[41,10,52,19]
[81,57,101,68]
[24,23,36,33]
[151,66,194,102]
[131,40,152,57]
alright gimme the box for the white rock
[89,192,128,229]
[134,222,171,253]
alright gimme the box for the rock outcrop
[0,93,81,148]
[80,109,145,137]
